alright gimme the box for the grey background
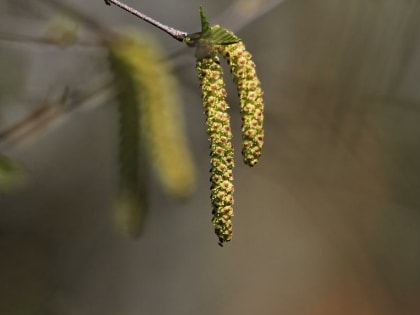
[1,0,419,314]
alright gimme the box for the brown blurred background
[1,0,419,314]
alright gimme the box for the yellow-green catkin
[197,53,235,246]
[217,39,264,167]
[109,33,196,199]
[108,35,147,237]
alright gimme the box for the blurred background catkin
[0,0,419,314]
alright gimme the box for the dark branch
[104,0,187,42]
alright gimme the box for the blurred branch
[0,31,102,48]
[0,78,114,150]
[41,0,110,37]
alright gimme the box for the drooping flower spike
[197,53,235,246]
[109,33,196,199]
[108,33,196,237]
[215,29,264,167]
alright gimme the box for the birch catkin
[217,39,264,167]
[197,54,235,246]
[109,33,196,199]
[108,36,148,237]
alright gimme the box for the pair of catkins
[107,6,264,245]
[186,8,264,246]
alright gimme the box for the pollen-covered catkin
[109,33,196,199]
[197,54,234,245]
[108,36,148,237]
[217,40,264,167]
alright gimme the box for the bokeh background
[1,0,420,314]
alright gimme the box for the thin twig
[0,31,103,48]
[104,0,187,42]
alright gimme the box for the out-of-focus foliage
[0,50,24,124]
[44,15,79,48]
[0,154,26,192]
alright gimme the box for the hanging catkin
[108,32,197,237]
[109,33,196,199]
[197,53,235,246]
[216,30,264,167]
[108,35,147,237]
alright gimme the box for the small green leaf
[187,6,241,49]
[200,6,211,36]
[210,26,241,45]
